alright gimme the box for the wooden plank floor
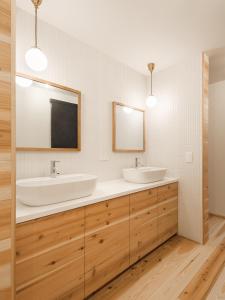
[207,263,225,299]
[89,216,225,300]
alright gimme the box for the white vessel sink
[123,167,167,184]
[17,174,97,206]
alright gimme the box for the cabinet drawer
[130,214,158,264]
[158,198,178,217]
[158,208,178,244]
[16,238,84,288]
[16,208,85,299]
[16,207,85,261]
[16,258,84,300]
[85,221,129,296]
[130,188,158,214]
[84,196,130,297]
[158,183,178,203]
[85,195,129,233]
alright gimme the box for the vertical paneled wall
[0,0,15,299]
[202,53,209,244]
[146,55,203,243]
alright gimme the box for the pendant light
[146,63,158,108]
[25,0,48,72]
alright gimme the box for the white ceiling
[16,0,225,74]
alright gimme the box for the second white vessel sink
[123,167,167,184]
[17,174,97,206]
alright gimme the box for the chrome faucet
[50,160,60,177]
[135,157,141,168]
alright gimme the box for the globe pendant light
[146,63,158,108]
[25,0,48,72]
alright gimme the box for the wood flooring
[89,215,225,300]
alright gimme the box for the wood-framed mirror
[16,73,81,152]
[112,101,145,152]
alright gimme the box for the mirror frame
[16,73,81,152]
[112,101,146,152]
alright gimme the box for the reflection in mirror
[112,102,145,152]
[16,74,81,151]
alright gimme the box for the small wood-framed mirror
[16,73,81,152]
[112,101,145,152]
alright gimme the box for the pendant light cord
[150,70,153,95]
[35,5,38,47]
[147,63,155,96]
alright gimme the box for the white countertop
[16,177,178,223]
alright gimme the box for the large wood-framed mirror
[16,73,81,151]
[112,101,145,152]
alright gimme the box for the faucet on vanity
[135,157,142,168]
[50,160,60,177]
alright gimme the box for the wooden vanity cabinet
[15,208,85,300]
[15,182,178,299]
[84,195,130,297]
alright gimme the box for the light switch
[185,152,193,163]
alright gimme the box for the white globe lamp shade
[146,95,158,108]
[25,47,48,72]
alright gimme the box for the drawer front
[16,238,84,288]
[85,195,130,233]
[84,196,130,297]
[158,183,178,203]
[158,198,178,244]
[130,214,158,264]
[158,197,178,217]
[16,258,84,300]
[85,221,129,297]
[16,208,85,299]
[130,188,158,214]
[16,207,85,261]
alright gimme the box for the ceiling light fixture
[25,0,48,72]
[146,63,158,108]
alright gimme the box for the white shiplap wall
[147,56,203,243]
[16,8,147,181]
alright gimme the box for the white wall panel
[146,56,203,243]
